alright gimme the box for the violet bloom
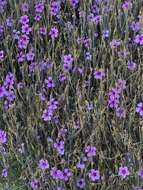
[76,178,86,188]
[17,51,25,62]
[94,69,105,80]
[44,76,55,88]
[122,1,132,11]
[76,161,85,170]
[57,187,65,190]
[108,99,119,109]
[116,107,126,119]
[50,1,60,16]
[73,120,80,129]
[50,167,63,180]
[59,73,67,82]
[86,101,94,111]
[127,60,137,71]
[62,168,73,181]
[30,179,39,189]
[49,27,59,39]
[1,168,8,177]
[54,139,65,155]
[0,50,4,61]
[20,15,29,25]
[130,21,141,32]
[42,108,53,121]
[21,2,29,12]
[63,54,73,64]
[38,159,49,170]
[12,29,20,40]
[4,72,15,88]
[0,129,7,144]
[0,86,5,97]
[58,128,67,137]
[35,2,44,13]
[26,51,35,61]
[116,79,126,90]
[34,14,42,22]
[22,24,32,34]
[18,34,29,49]
[70,0,79,7]
[136,102,143,117]
[6,90,16,102]
[110,39,121,49]
[134,34,143,45]
[6,17,14,27]
[88,169,100,181]
[85,145,96,157]
[48,98,58,111]
[0,25,4,34]
[102,29,109,38]
[138,168,143,178]
[85,52,92,60]
[39,27,47,35]
[118,166,130,178]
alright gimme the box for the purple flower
[48,98,58,110]
[136,102,143,117]
[110,39,121,49]
[34,14,42,22]
[4,72,15,88]
[94,69,105,80]
[134,34,143,45]
[116,79,126,90]
[39,27,47,35]
[85,52,92,60]
[0,50,4,61]
[76,178,86,188]
[127,60,137,71]
[54,140,65,155]
[38,159,49,170]
[102,29,109,38]
[50,167,63,180]
[59,73,67,82]
[20,15,29,25]
[30,179,39,189]
[70,0,79,7]
[57,187,65,190]
[85,145,96,157]
[63,54,73,64]
[49,27,59,39]
[26,51,35,61]
[73,120,80,129]
[0,25,4,34]
[44,76,55,88]
[76,161,85,170]
[122,1,132,11]
[116,107,126,119]
[22,24,32,34]
[21,2,29,12]
[1,168,8,177]
[0,129,7,144]
[18,34,29,49]
[118,166,130,178]
[130,21,141,32]
[50,1,60,16]
[0,86,5,97]
[42,109,53,121]
[6,17,14,27]
[35,2,44,13]
[17,51,25,62]
[62,168,73,181]
[88,169,100,181]
[138,168,143,178]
